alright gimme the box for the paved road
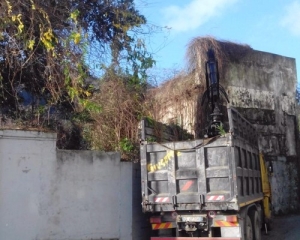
[262,214,300,240]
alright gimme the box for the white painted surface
[0,130,147,240]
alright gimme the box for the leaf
[28,39,35,50]
[74,32,81,44]
[17,22,24,34]
[41,29,56,51]
[84,90,91,97]
[5,0,12,15]
[70,9,80,23]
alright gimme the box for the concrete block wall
[270,158,299,214]
[0,129,147,240]
[223,50,299,214]
[225,50,297,158]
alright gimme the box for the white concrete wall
[0,130,146,240]
[0,130,57,240]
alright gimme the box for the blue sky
[135,0,300,84]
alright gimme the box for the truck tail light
[225,215,238,223]
[150,216,161,223]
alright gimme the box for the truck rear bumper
[151,238,241,240]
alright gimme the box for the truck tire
[245,215,254,240]
[264,201,273,232]
[176,229,200,237]
[250,210,262,240]
[176,229,187,237]
[265,221,272,232]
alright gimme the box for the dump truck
[139,48,272,239]
[139,107,272,240]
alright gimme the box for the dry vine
[83,73,147,160]
[145,37,253,138]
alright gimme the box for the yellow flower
[28,39,35,50]
[17,22,24,33]
[84,90,91,97]
[5,0,12,15]
[74,32,81,44]
[30,0,36,10]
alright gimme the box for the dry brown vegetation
[82,74,147,160]
[186,36,252,79]
[145,73,205,136]
[145,37,253,138]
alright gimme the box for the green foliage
[127,39,156,81]
[146,136,157,143]
[216,124,226,136]
[120,138,134,153]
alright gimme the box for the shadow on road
[262,214,300,240]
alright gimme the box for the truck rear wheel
[251,210,262,240]
[245,215,254,240]
[176,228,187,237]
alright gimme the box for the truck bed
[140,107,263,212]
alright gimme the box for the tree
[0,0,156,155]
[0,0,151,122]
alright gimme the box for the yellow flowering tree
[0,0,154,151]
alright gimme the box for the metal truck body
[140,107,271,240]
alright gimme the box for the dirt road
[262,214,300,240]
